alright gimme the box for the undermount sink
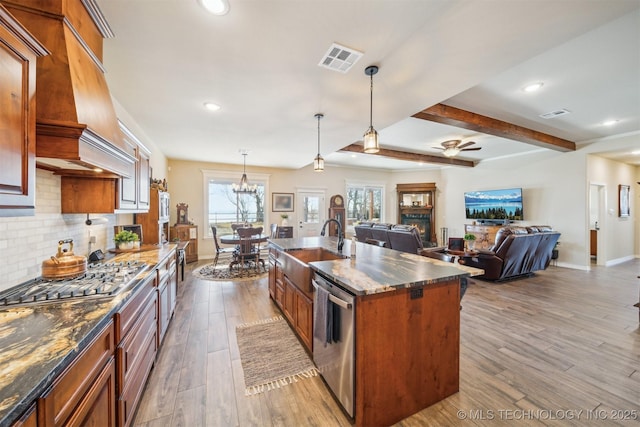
[280,248,347,294]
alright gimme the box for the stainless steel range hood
[2,0,135,177]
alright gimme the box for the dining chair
[235,227,265,275]
[211,225,236,268]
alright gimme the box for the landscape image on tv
[464,188,523,220]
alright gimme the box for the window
[202,170,269,237]
[346,182,384,228]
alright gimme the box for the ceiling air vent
[318,43,363,73]
[539,109,571,119]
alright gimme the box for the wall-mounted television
[464,188,523,222]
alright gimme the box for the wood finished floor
[132,258,640,426]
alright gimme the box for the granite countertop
[0,244,176,426]
[269,237,483,295]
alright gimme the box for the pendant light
[313,113,324,172]
[363,65,380,154]
[232,151,257,194]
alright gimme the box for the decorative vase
[118,241,134,250]
[281,218,288,226]
[466,240,475,251]
[133,241,140,250]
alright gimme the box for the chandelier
[232,151,257,194]
[313,113,324,172]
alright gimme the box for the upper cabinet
[116,121,151,213]
[0,5,48,217]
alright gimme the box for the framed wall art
[618,184,630,217]
[272,192,294,212]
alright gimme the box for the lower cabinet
[38,321,116,427]
[268,247,314,353]
[157,252,177,346]
[115,276,158,427]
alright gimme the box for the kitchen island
[269,236,482,427]
[0,244,177,427]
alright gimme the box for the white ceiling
[96,0,640,171]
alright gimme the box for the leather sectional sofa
[354,222,425,255]
[458,225,560,281]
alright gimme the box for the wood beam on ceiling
[412,104,576,152]
[339,144,475,168]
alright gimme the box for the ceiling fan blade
[431,146,445,150]
[456,141,476,149]
[461,147,482,151]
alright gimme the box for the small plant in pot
[280,214,289,226]
[114,230,139,250]
[463,233,477,251]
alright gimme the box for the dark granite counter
[269,237,483,295]
[0,244,176,427]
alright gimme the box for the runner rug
[236,316,318,395]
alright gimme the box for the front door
[297,191,325,237]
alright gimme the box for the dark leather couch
[458,225,560,281]
[354,223,424,255]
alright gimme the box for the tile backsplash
[0,169,115,292]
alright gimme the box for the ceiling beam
[339,144,475,168]
[412,104,576,152]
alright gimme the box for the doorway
[297,191,325,237]
[589,183,606,266]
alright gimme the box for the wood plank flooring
[132,258,640,426]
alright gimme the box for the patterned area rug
[236,316,318,395]
[192,262,268,282]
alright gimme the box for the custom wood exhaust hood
[2,0,135,177]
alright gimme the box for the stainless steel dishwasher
[312,273,355,418]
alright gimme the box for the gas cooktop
[0,261,149,307]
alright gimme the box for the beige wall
[1,130,636,292]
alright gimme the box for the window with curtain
[345,182,384,227]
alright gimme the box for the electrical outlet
[89,235,97,244]
[410,288,423,299]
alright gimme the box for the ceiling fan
[433,139,482,157]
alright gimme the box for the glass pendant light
[363,65,380,154]
[313,113,325,172]
[232,151,257,194]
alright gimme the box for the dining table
[219,233,269,271]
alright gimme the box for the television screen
[464,188,523,221]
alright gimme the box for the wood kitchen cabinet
[0,6,47,217]
[39,320,116,427]
[116,120,151,213]
[157,250,178,346]
[170,224,198,263]
[136,189,170,245]
[114,275,157,427]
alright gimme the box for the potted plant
[280,213,289,226]
[463,233,477,251]
[114,230,139,250]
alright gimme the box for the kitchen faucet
[320,218,344,252]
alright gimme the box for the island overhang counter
[268,236,483,426]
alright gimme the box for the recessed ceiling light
[522,82,544,93]
[204,102,221,111]
[602,119,619,126]
[199,0,229,15]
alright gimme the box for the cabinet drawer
[116,293,157,427]
[117,292,157,390]
[114,275,156,342]
[10,403,36,427]
[39,320,115,427]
